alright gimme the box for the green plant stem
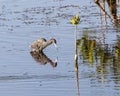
[74,25,78,61]
[75,25,77,53]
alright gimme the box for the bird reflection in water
[30,51,57,67]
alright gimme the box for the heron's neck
[44,40,53,48]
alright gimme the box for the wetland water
[0,0,120,96]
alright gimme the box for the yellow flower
[70,14,80,25]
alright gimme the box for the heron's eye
[54,40,57,44]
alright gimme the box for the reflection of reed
[77,31,120,64]
[74,59,80,96]
[77,32,120,83]
[75,30,120,84]
[30,51,57,67]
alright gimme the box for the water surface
[0,0,120,96]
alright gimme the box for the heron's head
[50,38,57,48]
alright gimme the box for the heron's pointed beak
[53,43,58,49]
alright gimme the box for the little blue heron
[30,38,57,52]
